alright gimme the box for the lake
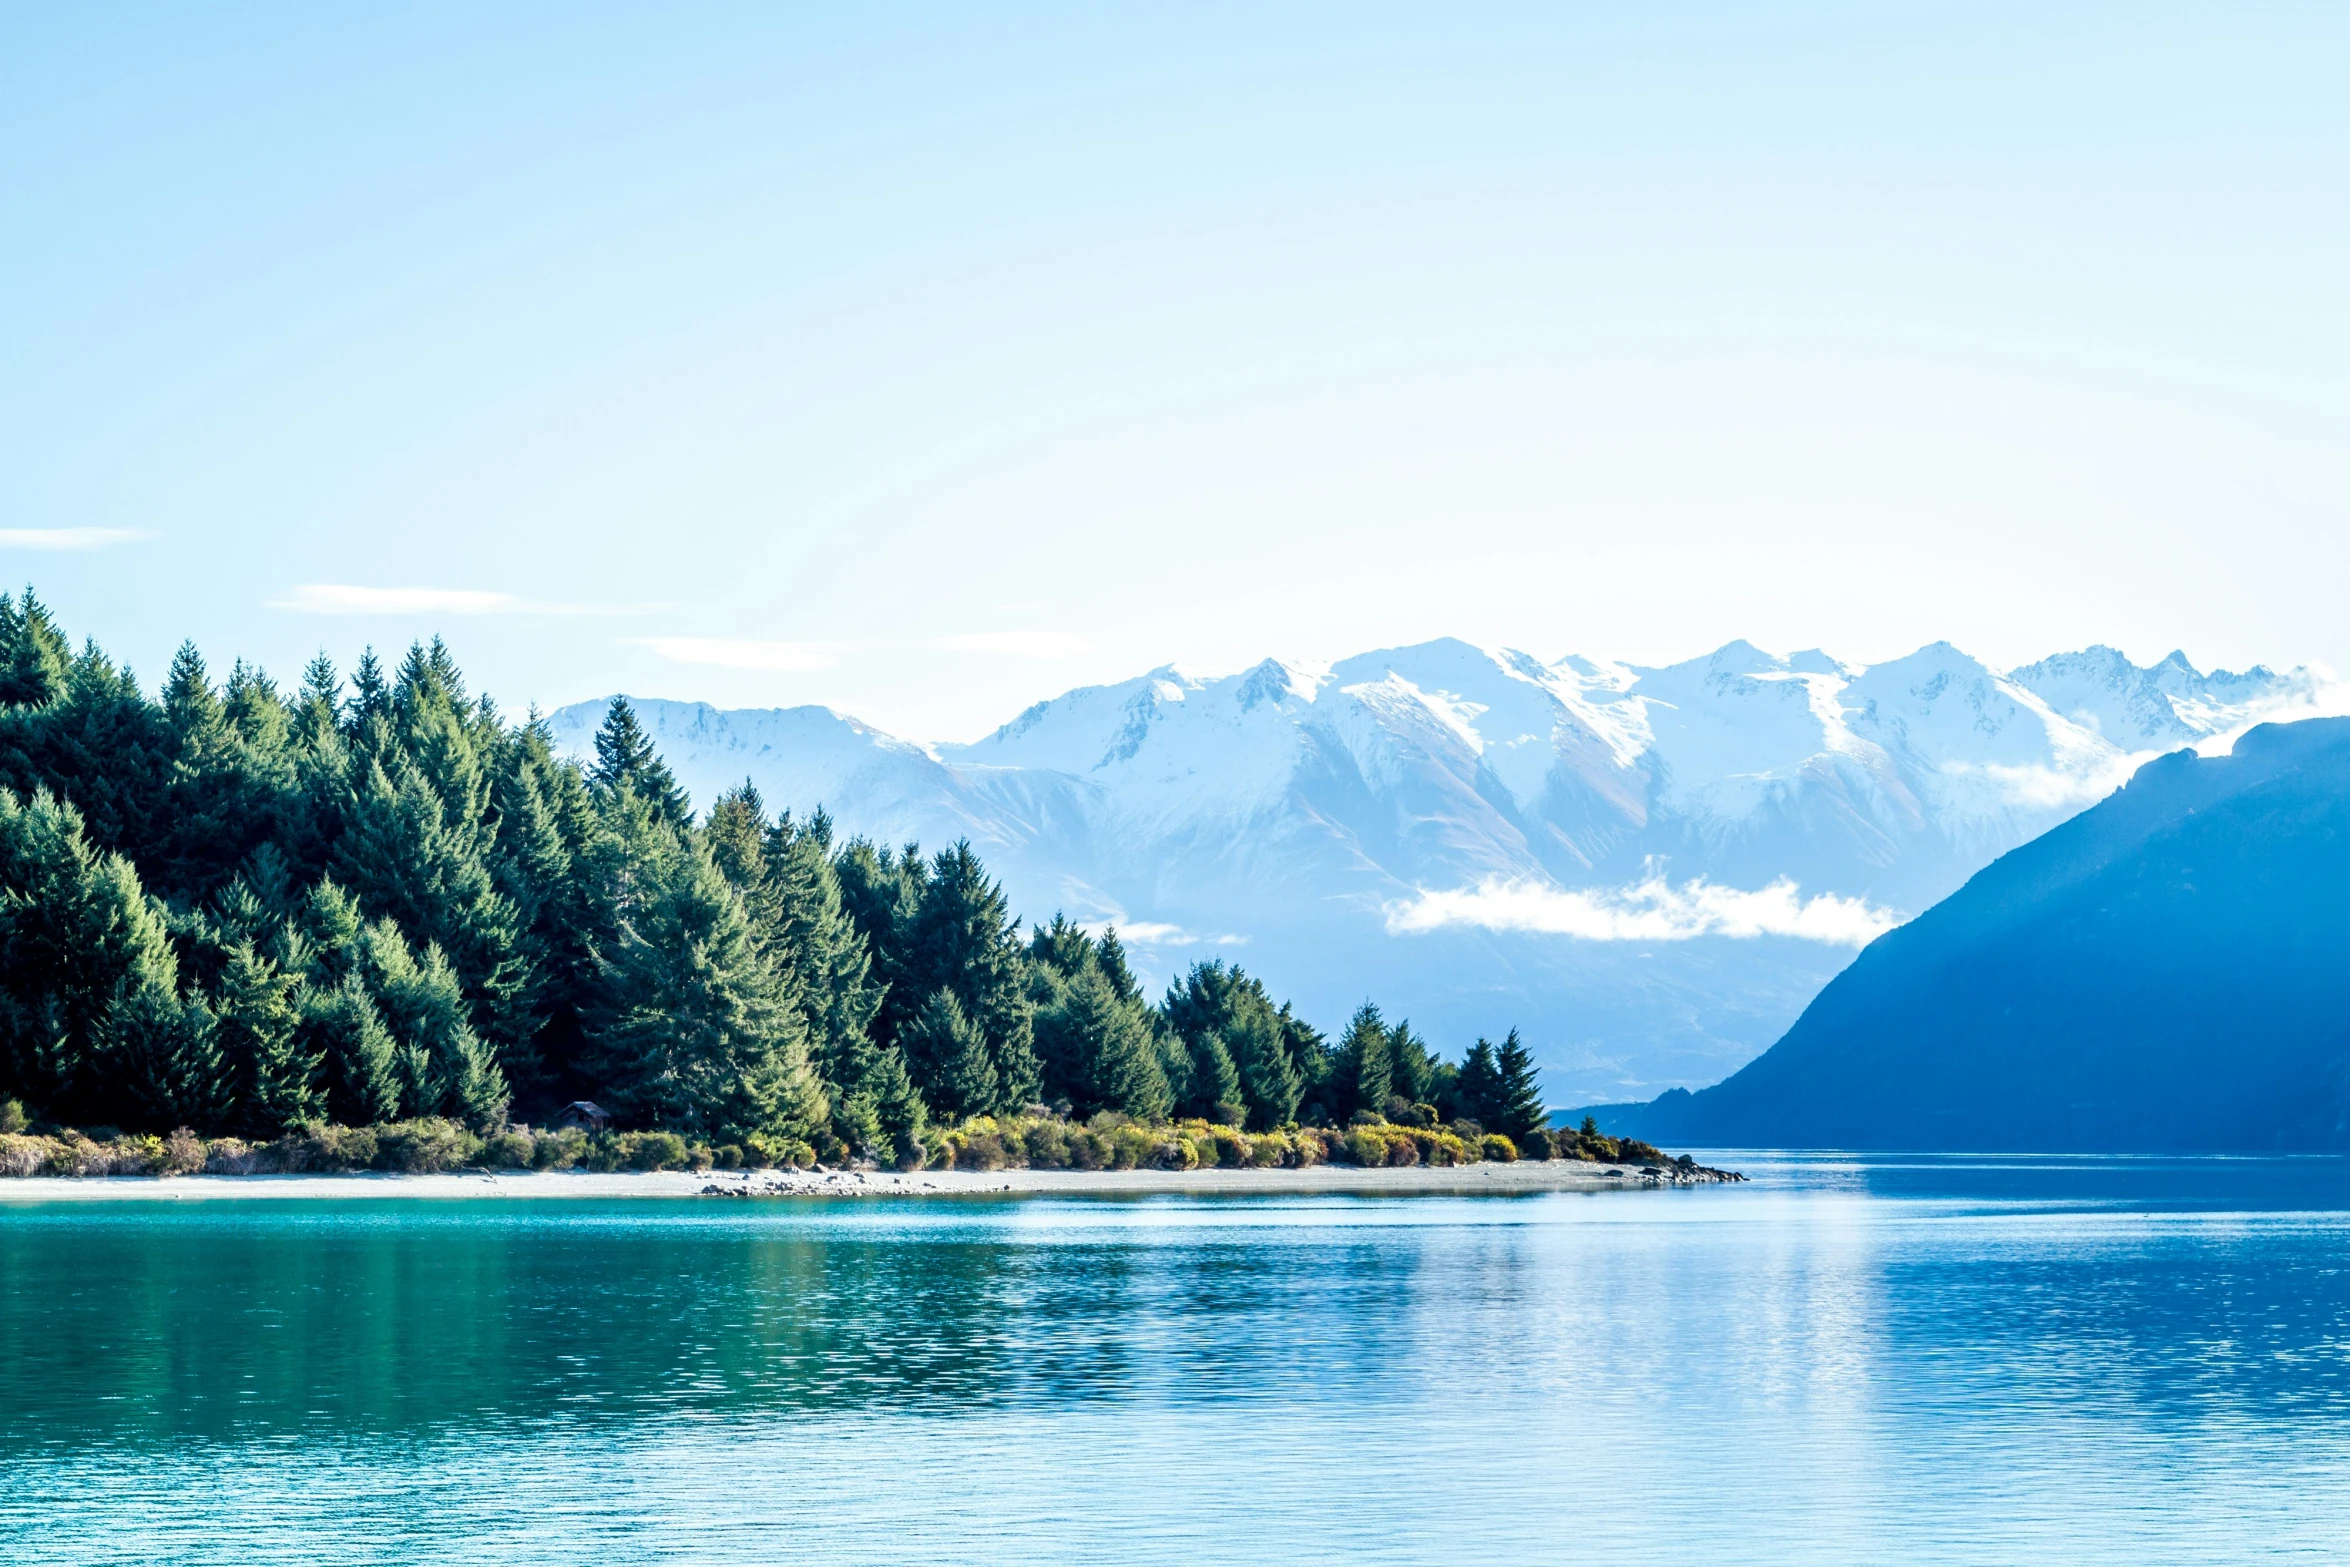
[7,1153,2350,1564]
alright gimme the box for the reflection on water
[7,1159,2350,1564]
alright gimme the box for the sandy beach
[0,1159,1734,1202]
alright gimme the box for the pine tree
[1279,1005,1332,1122]
[215,942,321,1135]
[1387,1019,1436,1107]
[898,842,1037,1113]
[1334,1003,1392,1121]
[1035,962,1170,1120]
[0,589,70,709]
[1186,1030,1243,1124]
[300,973,401,1126]
[1160,960,1298,1128]
[1455,1038,1505,1133]
[0,789,181,1113]
[1490,1027,1547,1145]
[900,988,998,1123]
[91,980,232,1133]
[1095,926,1143,1007]
[367,921,509,1127]
[583,840,823,1144]
[588,697,692,828]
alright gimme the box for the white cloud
[633,637,841,673]
[0,528,151,550]
[1112,921,1247,948]
[278,584,522,616]
[1384,873,1903,946]
[935,631,1089,657]
[275,584,637,617]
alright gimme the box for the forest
[0,590,1657,1176]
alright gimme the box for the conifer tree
[0,589,70,709]
[1490,1027,1547,1144]
[0,789,181,1112]
[1035,960,1170,1120]
[367,921,508,1127]
[1333,1003,1392,1121]
[900,988,998,1122]
[1278,1004,1332,1122]
[1387,1019,1436,1107]
[897,842,1037,1113]
[1454,1037,1505,1132]
[588,697,692,829]
[300,973,401,1127]
[215,941,321,1135]
[1160,960,1297,1129]
[582,840,823,1144]
[91,980,230,1133]
[1095,926,1143,1007]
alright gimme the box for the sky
[5,2,2349,741]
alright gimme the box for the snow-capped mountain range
[548,640,2339,1104]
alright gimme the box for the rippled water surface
[8,1155,2350,1563]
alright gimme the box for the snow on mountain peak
[548,638,2345,1105]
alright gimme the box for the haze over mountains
[548,639,2338,1104]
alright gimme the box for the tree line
[0,591,1551,1163]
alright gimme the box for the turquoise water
[7,1155,2350,1563]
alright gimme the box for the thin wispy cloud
[1114,921,1248,948]
[935,631,1089,657]
[1384,873,1903,946]
[275,584,637,617]
[633,637,843,673]
[0,528,152,551]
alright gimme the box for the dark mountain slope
[1590,717,2350,1151]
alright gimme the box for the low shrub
[1149,1136,1198,1171]
[532,1126,587,1170]
[161,1127,205,1176]
[480,1129,535,1169]
[1480,1133,1518,1163]
[372,1119,481,1174]
[617,1130,689,1171]
[0,1134,49,1177]
[270,1123,379,1172]
[203,1137,264,1175]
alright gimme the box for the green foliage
[0,592,1588,1176]
[1330,1003,1392,1124]
[1159,961,1297,1129]
[583,827,824,1146]
[1030,917,1171,1121]
[1489,1028,1548,1145]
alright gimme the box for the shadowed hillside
[1588,718,2350,1151]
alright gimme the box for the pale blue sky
[6,3,2348,738]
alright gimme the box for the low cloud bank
[1385,874,1902,946]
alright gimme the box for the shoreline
[0,1160,1737,1202]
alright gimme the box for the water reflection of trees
[0,1200,1443,1449]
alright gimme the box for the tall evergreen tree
[1160,960,1297,1129]
[214,942,320,1136]
[899,988,998,1123]
[1454,1038,1505,1133]
[300,973,402,1128]
[896,842,1037,1114]
[1490,1028,1547,1145]
[582,837,823,1145]
[588,697,692,829]
[1387,1019,1436,1106]
[90,980,230,1133]
[1332,1003,1392,1121]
